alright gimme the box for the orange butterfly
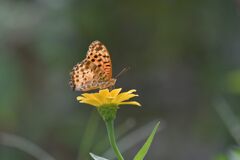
[69,41,116,91]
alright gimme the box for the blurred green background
[1,0,240,160]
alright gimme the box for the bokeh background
[1,0,240,160]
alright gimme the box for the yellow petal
[81,93,102,104]
[79,99,101,107]
[127,89,137,94]
[113,93,139,103]
[76,96,85,101]
[106,96,116,103]
[76,88,140,108]
[119,101,141,106]
[94,93,107,104]
[81,93,94,99]
[99,89,110,96]
[110,88,122,97]
[77,96,102,106]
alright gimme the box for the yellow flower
[76,88,141,107]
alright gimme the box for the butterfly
[69,40,117,91]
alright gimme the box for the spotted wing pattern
[69,41,116,91]
[86,41,112,78]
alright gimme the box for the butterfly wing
[69,59,109,91]
[86,41,112,79]
[69,40,115,91]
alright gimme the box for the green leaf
[229,147,240,160]
[133,122,160,160]
[90,153,109,160]
[214,147,240,160]
[226,70,240,94]
[214,154,228,160]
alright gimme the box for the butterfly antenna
[115,67,131,78]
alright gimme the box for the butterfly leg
[108,85,115,91]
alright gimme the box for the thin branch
[214,97,240,145]
[0,132,56,160]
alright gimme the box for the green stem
[105,120,124,160]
